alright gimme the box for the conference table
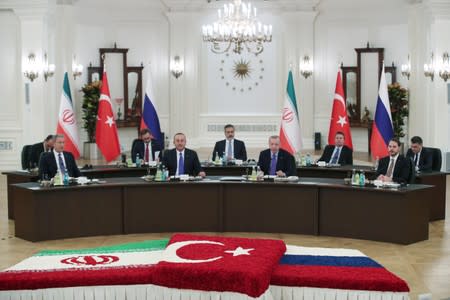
[3,164,447,221]
[11,176,431,244]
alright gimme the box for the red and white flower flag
[56,72,80,158]
[328,71,353,149]
[152,233,286,298]
[95,71,121,162]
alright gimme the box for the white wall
[1,0,450,170]
[0,11,21,170]
[314,0,409,152]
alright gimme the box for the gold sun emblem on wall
[233,59,252,80]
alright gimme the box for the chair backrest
[407,157,416,184]
[427,147,442,171]
[21,145,32,170]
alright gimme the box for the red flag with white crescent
[328,71,353,149]
[95,72,121,162]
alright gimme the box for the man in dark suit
[212,124,247,161]
[318,131,353,165]
[406,136,433,172]
[162,133,205,177]
[376,138,411,184]
[258,135,296,177]
[29,135,55,169]
[131,128,162,163]
[38,134,81,179]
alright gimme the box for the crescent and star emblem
[162,240,254,264]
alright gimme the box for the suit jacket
[162,148,203,176]
[258,149,296,176]
[38,151,81,179]
[318,145,353,165]
[376,155,411,184]
[29,142,48,169]
[131,139,162,163]
[212,139,247,161]
[406,148,433,172]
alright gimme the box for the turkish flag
[95,72,121,162]
[328,71,353,149]
[152,233,286,298]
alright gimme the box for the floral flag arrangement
[0,235,409,300]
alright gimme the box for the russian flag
[370,64,394,159]
[271,245,409,293]
[140,65,163,148]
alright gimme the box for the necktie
[58,153,66,176]
[145,143,149,162]
[227,140,232,158]
[414,154,418,166]
[330,147,341,164]
[178,152,184,175]
[270,153,277,175]
[386,158,395,177]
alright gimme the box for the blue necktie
[178,152,184,175]
[330,147,341,164]
[270,153,277,175]
[58,153,66,176]
[227,141,232,158]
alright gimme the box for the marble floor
[0,171,449,299]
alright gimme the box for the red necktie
[145,143,149,162]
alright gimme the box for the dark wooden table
[4,165,446,221]
[11,177,431,244]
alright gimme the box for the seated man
[376,138,411,184]
[162,133,206,177]
[212,124,247,161]
[38,134,81,179]
[131,128,162,163]
[29,135,55,169]
[406,136,433,172]
[258,135,296,177]
[318,131,353,165]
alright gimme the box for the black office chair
[427,147,442,171]
[21,145,32,170]
[407,157,416,184]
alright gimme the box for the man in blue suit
[212,124,247,161]
[162,133,206,177]
[258,135,296,177]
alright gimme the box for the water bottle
[251,166,257,180]
[63,169,69,186]
[164,166,169,181]
[359,170,365,186]
[214,152,220,164]
[136,153,141,168]
[222,152,227,165]
[301,155,306,167]
[351,169,356,184]
[306,154,312,166]
[161,165,166,181]
[353,170,360,186]
[155,163,162,181]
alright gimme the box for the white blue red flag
[140,66,163,148]
[370,65,394,159]
[56,72,80,159]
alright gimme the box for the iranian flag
[279,71,302,155]
[56,72,80,159]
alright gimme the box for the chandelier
[202,0,272,55]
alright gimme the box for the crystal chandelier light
[202,0,272,55]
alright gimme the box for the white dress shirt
[329,146,342,164]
